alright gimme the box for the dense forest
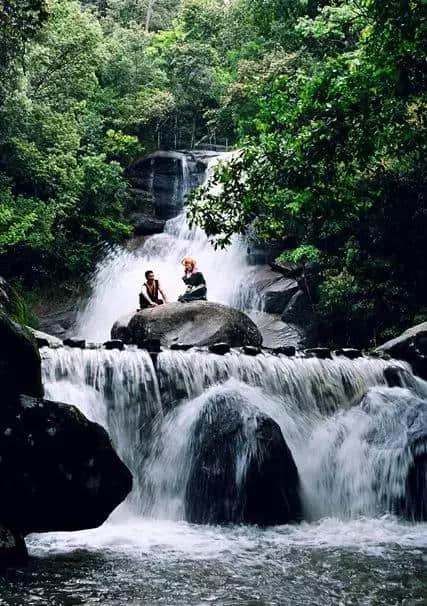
[0,0,425,345]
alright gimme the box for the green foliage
[1,0,425,348]
[189,0,427,346]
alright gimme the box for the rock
[0,276,12,311]
[63,338,86,349]
[383,366,421,395]
[111,302,263,349]
[270,261,302,278]
[184,389,302,525]
[0,310,43,399]
[248,265,299,314]
[273,345,296,356]
[104,339,124,351]
[109,312,133,343]
[209,342,230,355]
[128,151,206,219]
[170,343,193,351]
[249,311,310,349]
[305,348,332,359]
[0,525,28,567]
[139,338,162,353]
[130,213,166,236]
[242,345,261,356]
[334,348,362,360]
[377,322,427,380]
[38,309,77,339]
[27,327,63,349]
[281,290,318,346]
[0,394,132,534]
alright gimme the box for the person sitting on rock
[178,257,207,303]
[139,270,168,309]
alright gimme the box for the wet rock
[170,343,193,351]
[0,310,43,399]
[104,339,124,351]
[334,348,362,360]
[63,338,86,349]
[130,213,166,236]
[209,343,230,355]
[0,276,11,311]
[377,322,427,380]
[242,345,261,356]
[38,309,76,339]
[305,348,332,360]
[383,366,421,395]
[273,345,296,356]
[112,302,262,349]
[128,151,206,219]
[27,327,63,349]
[269,261,302,278]
[248,265,299,314]
[139,338,162,353]
[185,389,302,525]
[0,394,132,534]
[0,525,28,567]
[250,312,310,350]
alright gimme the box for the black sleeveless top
[140,279,159,308]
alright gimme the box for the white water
[31,346,427,605]
[75,154,258,341]
[41,347,424,522]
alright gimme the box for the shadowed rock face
[128,151,206,219]
[184,390,302,525]
[111,302,263,348]
[0,395,132,534]
[0,525,27,567]
[0,310,43,399]
[377,322,427,380]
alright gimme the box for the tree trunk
[145,0,156,34]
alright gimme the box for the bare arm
[158,282,168,303]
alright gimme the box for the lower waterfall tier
[41,347,427,523]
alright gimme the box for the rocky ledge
[111,301,263,349]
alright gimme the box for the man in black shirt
[178,257,207,302]
[139,270,168,309]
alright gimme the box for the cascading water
[41,345,425,523]
[75,153,259,341]
[12,152,426,605]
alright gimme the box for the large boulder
[128,151,206,219]
[0,310,43,399]
[111,302,263,348]
[0,394,132,534]
[248,265,299,314]
[184,389,302,525]
[249,311,312,349]
[377,322,427,380]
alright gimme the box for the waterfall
[41,345,425,521]
[74,153,256,342]
[42,347,162,510]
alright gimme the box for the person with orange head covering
[178,257,207,302]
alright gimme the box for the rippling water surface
[1,515,426,605]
